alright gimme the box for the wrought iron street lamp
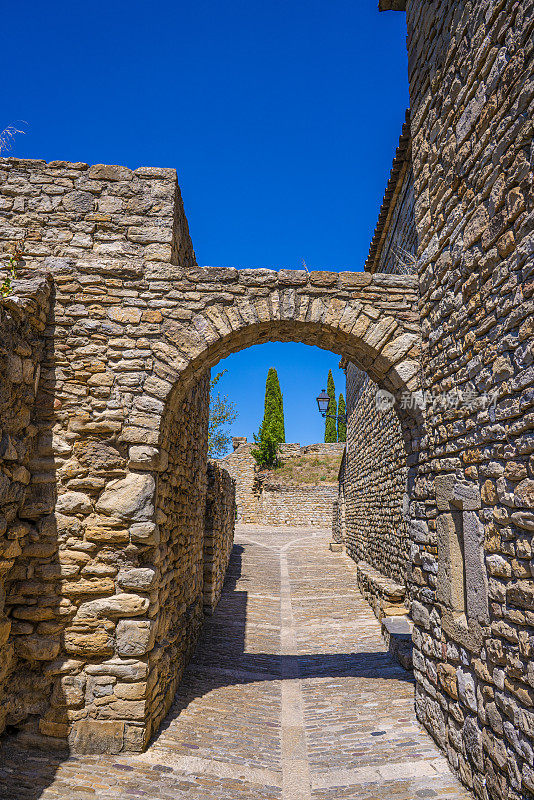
[316,388,330,416]
[316,388,346,422]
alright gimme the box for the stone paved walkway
[0,526,472,800]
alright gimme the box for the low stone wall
[219,441,344,527]
[355,560,406,621]
[203,462,235,614]
[257,481,338,527]
[0,276,52,739]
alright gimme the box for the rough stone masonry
[219,440,344,526]
[0,155,421,756]
[337,3,533,800]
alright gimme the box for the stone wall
[257,481,339,528]
[0,154,421,753]
[203,462,235,614]
[217,440,257,523]
[143,373,211,751]
[365,112,418,275]
[335,118,417,609]
[403,2,534,798]
[0,250,418,754]
[0,263,235,753]
[0,158,196,268]
[342,364,409,585]
[0,2,530,790]
[0,276,53,739]
[219,441,344,527]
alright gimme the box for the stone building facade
[403,4,533,799]
[333,117,416,601]
[219,440,344,527]
[336,3,534,799]
[336,366,409,584]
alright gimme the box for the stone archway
[27,259,421,753]
[1,255,422,754]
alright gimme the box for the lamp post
[316,388,346,422]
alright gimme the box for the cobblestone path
[0,526,472,800]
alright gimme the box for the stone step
[382,615,413,671]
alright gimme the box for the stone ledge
[356,560,407,621]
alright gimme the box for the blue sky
[2,0,408,446]
[214,344,347,446]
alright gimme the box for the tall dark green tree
[252,367,285,467]
[261,367,285,442]
[324,369,337,442]
[337,393,346,442]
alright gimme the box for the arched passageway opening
[149,312,423,746]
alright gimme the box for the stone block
[438,663,458,700]
[435,474,455,510]
[56,491,92,514]
[462,511,489,624]
[63,624,115,657]
[84,658,148,681]
[76,594,150,619]
[87,164,133,181]
[96,473,155,521]
[457,668,477,713]
[69,719,125,754]
[128,445,164,471]
[130,521,160,546]
[61,578,115,597]
[382,616,413,670]
[117,568,157,591]
[436,512,464,612]
[452,482,481,511]
[507,581,534,610]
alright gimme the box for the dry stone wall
[341,364,410,585]
[402,2,534,798]
[0,193,419,754]
[0,158,196,269]
[217,440,258,522]
[335,121,417,609]
[219,441,344,527]
[257,482,338,528]
[0,276,53,739]
[203,462,235,614]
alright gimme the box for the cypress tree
[252,368,285,467]
[337,393,346,442]
[261,367,285,443]
[324,369,337,442]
